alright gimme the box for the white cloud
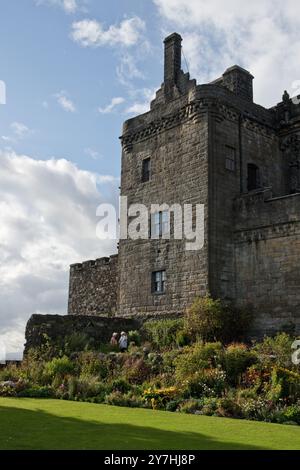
[84,147,101,160]
[0,150,118,354]
[154,0,300,107]
[55,91,76,112]
[35,0,83,14]
[125,88,156,116]
[116,53,145,87]
[1,122,33,144]
[71,16,145,48]
[98,97,125,114]
[125,102,150,115]
[11,121,32,139]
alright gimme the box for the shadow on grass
[0,405,267,450]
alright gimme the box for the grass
[0,398,299,450]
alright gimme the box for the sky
[1,0,300,356]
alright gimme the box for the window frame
[141,157,151,183]
[247,163,260,191]
[150,210,170,238]
[152,270,166,294]
[225,146,236,172]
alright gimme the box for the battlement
[70,255,118,272]
[68,254,118,316]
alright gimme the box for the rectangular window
[142,158,151,182]
[151,210,169,238]
[152,270,166,294]
[225,147,236,171]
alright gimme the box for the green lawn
[0,398,299,450]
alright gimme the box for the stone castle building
[68,33,300,336]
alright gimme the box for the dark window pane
[247,163,260,191]
[142,158,151,182]
[152,270,166,293]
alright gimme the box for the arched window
[247,163,260,191]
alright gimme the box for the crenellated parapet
[68,254,119,316]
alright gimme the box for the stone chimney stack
[164,33,182,87]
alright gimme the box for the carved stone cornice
[120,98,276,153]
[234,220,300,244]
[120,100,209,152]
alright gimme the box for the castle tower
[69,33,300,336]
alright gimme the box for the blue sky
[1,0,300,354]
[0,0,164,176]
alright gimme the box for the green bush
[0,382,17,397]
[201,397,220,416]
[128,330,141,346]
[18,386,54,398]
[124,357,152,384]
[143,319,184,349]
[185,296,253,343]
[110,378,132,394]
[78,352,109,380]
[45,356,75,380]
[76,374,108,400]
[64,332,94,354]
[283,405,300,424]
[179,399,203,414]
[270,367,300,401]
[185,369,227,398]
[174,342,223,381]
[105,391,144,408]
[0,364,21,382]
[216,396,242,418]
[223,344,257,385]
[254,333,295,368]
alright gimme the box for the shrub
[165,400,181,412]
[105,391,144,408]
[18,386,54,398]
[185,369,227,398]
[201,397,219,416]
[0,382,17,397]
[161,350,182,374]
[216,396,242,418]
[124,357,152,384]
[128,330,141,346]
[0,364,21,382]
[185,296,252,343]
[143,319,184,349]
[239,397,272,421]
[64,332,94,354]
[143,387,179,410]
[270,367,300,402]
[179,399,203,414]
[45,356,75,381]
[75,374,108,400]
[174,342,223,381]
[283,405,300,424]
[223,344,257,385]
[254,333,295,368]
[110,378,132,394]
[78,352,109,379]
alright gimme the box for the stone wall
[68,255,118,316]
[234,192,300,335]
[119,90,210,317]
[24,314,141,354]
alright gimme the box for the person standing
[110,332,118,347]
[119,331,128,352]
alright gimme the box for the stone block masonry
[24,314,140,354]
[23,31,297,342]
[68,255,118,316]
